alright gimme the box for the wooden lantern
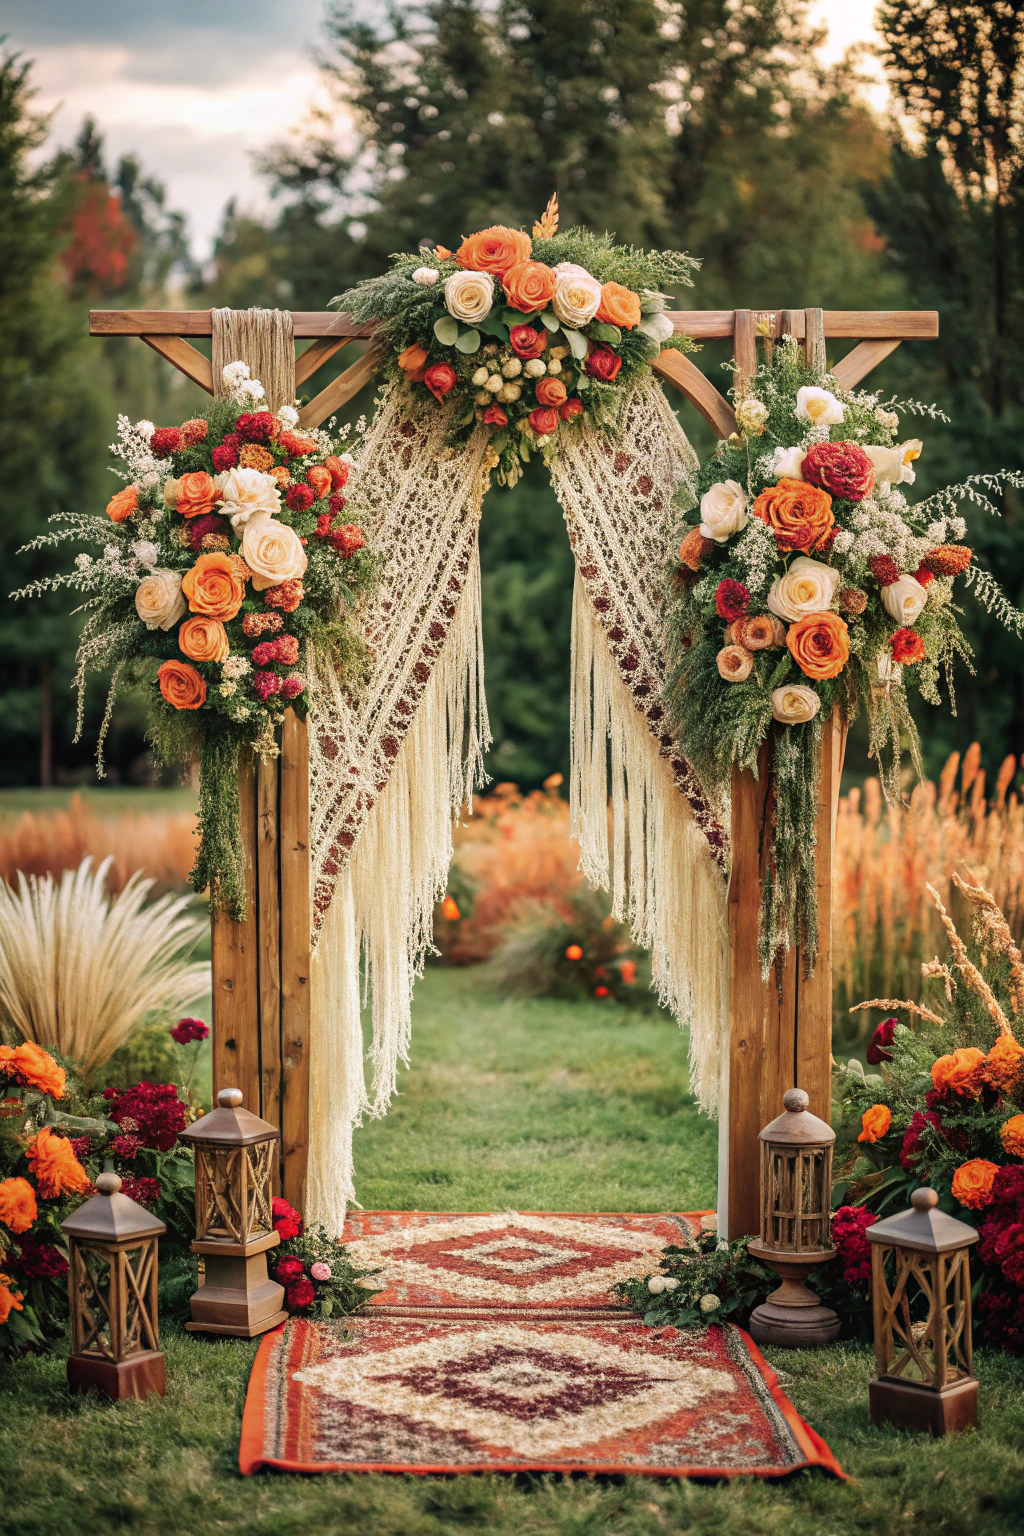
[866,1187,979,1434]
[60,1169,167,1400]
[747,1088,840,1346]
[179,1086,287,1337]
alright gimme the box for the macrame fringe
[570,569,728,1112]
[307,548,490,1233]
[211,307,295,412]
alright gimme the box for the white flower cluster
[110,414,164,480]
[220,360,266,406]
[222,654,252,681]
[732,517,778,602]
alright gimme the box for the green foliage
[485,884,655,1007]
[616,1230,774,1329]
[274,1224,381,1321]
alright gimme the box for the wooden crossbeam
[832,338,903,391]
[651,351,736,438]
[140,334,214,393]
[298,349,380,429]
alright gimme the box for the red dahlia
[801,440,875,502]
[890,627,925,664]
[150,427,182,458]
[236,411,276,443]
[286,483,315,512]
[285,1277,316,1311]
[107,1081,187,1151]
[715,578,751,623]
[274,1257,305,1285]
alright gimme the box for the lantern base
[749,1298,841,1348]
[186,1249,287,1336]
[870,1375,978,1436]
[67,1350,166,1401]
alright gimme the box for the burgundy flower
[170,1017,209,1045]
[899,1109,943,1170]
[281,675,305,700]
[150,427,182,458]
[830,1204,875,1287]
[253,670,282,701]
[275,1256,305,1285]
[327,492,346,516]
[120,1176,161,1209]
[715,579,751,624]
[107,1081,187,1152]
[869,554,901,587]
[235,411,275,443]
[187,514,230,553]
[272,1195,303,1242]
[16,1240,68,1280]
[801,440,875,502]
[285,1277,316,1311]
[211,441,239,471]
[68,1137,92,1160]
[866,1017,897,1065]
[109,1133,141,1161]
[286,483,315,512]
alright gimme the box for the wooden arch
[90,303,938,1231]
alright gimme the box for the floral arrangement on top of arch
[13,363,375,920]
[664,336,1024,975]
[333,197,697,485]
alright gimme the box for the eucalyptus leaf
[563,327,588,360]
[476,313,510,341]
[539,311,560,332]
[433,315,459,346]
[575,372,590,391]
[455,329,481,354]
[590,322,622,346]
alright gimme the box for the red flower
[253,670,282,701]
[252,639,279,666]
[275,1257,305,1285]
[528,407,559,436]
[327,492,346,516]
[120,1176,161,1209]
[272,1195,303,1242]
[187,513,230,552]
[869,554,901,587]
[286,483,315,512]
[332,524,365,558]
[286,1277,316,1311]
[559,398,583,420]
[482,405,508,427]
[715,579,750,623]
[801,441,875,502]
[914,563,934,586]
[170,1017,209,1045]
[275,634,300,667]
[509,325,547,360]
[109,1133,141,1160]
[68,1136,92,1160]
[107,1081,186,1152]
[424,363,458,400]
[584,344,622,383]
[890,627,925,664]
[866,1017,897,1065]
[899,1109,943,1171]
[324,456,350,491]
[150,427,182,458]
[211,441,239,471]
[16,1240,68,1280]
[265,579,303,613]
[281,675,305,700]
[831,1205,875,1287]
[236,411,276,443]
[594,986,610,998]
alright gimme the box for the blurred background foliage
[1,0,1022,791]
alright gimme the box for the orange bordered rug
[238,1211,844,1480]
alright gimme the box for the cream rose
[881,573,928,625]
[135,568,186,631]
[772,684,821,725]
[768,446,806,481]
[766,556,840,622]
[218,468,281,530]
[699,480,748,542]
[241,513,308,591]
[163,477,181,508]
[795,386,845,426]
[444,269,494,324]
[865,442,921,488]
[552,271,602,329]
[553,262,592,278]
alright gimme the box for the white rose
[865,442,920,488]
[699,480,748,542]
[552,271,602,329]
[795,386,845,426]
[553,262,592,278]
[241,513,308,591]
[131,540,159,568]
[444,269,494,324]
[135,420,155,441]
[881,573,927,625]
[135,568,186,631]
[412,266,439,285]
[638,310,675,345]
[769,446,806,481]
[771,684,822,725]
[218,468,281,530]
[767,556,840,622]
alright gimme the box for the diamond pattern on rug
[341,1210,702,1310]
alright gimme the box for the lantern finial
[96,1170,122,1196]
[783,1088,809,1112]
[218,1087,244,1109]
[911,1187,939,1212]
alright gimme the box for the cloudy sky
[0,0,883,258]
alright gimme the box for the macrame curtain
[306,374,730,1234]
[212,307,295,412]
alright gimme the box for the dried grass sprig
[848,997,946,1027]
[926,881,1011,1035]
[951,870,1024,1016]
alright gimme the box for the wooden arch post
[90,303,936,1221]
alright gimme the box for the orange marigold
[0,1176,38,1234]
[0,1040,65,1098]
[753,477,835,552]
[983,1032,1024,1093]
[951,1158,998,1210]
[678,527,712,571]
[0,1274,24,1325]
[1000,1113,1024,1158]
[26,1127,93,1199]
[931,1046,986,1098]
[858,1104,892,1143]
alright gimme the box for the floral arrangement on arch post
[12,365,375,920]
[836,872,1024,1351]
[332,194,698,486]
[665,335,1024,975]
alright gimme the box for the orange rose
[176,471,219,520]
[26,1127,92,1199]
[181,551,246,620]
[0,1040,65,1098]
[951,1158,998,1211]
[596,282,642,329]
[754,478,835,552]
[984,1031,1024,1093]
[105,485,138,523]
[502,260,557,314]
[1000,1113,1024,1158]
[306,465,332,499]
[0,1274,24,1326]
[0,1177,38,1234]
[397,343,429,382]
[931,1046,986,1098]
[786,611,850,680]
[858,1104,892,1143]
[178,616,230,664]
[534,376,568,407]
[158,659,207,710]
[456,226,532,275]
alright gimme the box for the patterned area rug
[239,1211,844,1480]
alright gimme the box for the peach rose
[106,485,138,523]
[717,645,754,682]
[158,658,207,711]
[951,1158,998,1211]
[754,478,835,552]
[181,552,247,620]
[534,376,568,407]
[734,615,780,651]
[596,282,642,329]
[176,471,219,520]
[306,465,332,500]
[178,615,230,664]
[786,611,850,680]
[858,1104,892,1143]
[456,226,532,275]
[502,260,557,314]
[242,514,308,592]
[135,568,186,631]
[0,1177,37,1235]
[931,1046,986,1097]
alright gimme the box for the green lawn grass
[2,966,1023,1536]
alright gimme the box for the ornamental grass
[0,857,208,1078]
[0,792,197,893]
